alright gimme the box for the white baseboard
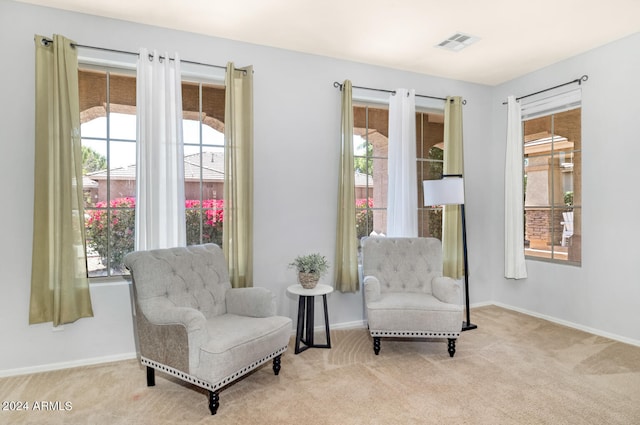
[0,352,138,378]
[492,301,640,348]
[330,319,367,330]
[470,300,493,309]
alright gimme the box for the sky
[83,112,369,171]
[81,113,224,169]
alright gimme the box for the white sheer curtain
[387,88,417,237]
[504,96,527,279]
[135,49,186,251]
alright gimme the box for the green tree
[82,145,107,173]
[353,139,373,174]
[564,191,573,206]
[428,146,443,178]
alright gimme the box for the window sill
[525,256,581,267]
[89,276,131,287]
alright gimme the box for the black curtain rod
[333,81,466,105]
[502,75,588,105]
[40,37,227,71]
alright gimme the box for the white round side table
[286,283,333,354]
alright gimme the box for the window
[181,80,225,248]
[353,104,445,243]
[80,67,225,277]
[522,90,581,265]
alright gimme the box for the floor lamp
[423,174,477,332]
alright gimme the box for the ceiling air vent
[436,33,480,52]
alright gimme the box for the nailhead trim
[141,345,288,392]
[369,330,460,338]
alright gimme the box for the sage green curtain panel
[223,63,254,288]
[334,80,359,293]
[442,96,465,279]
[30,35,93,326]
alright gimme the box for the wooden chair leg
[273,355,281,375]
[208,391,219,415]
[373,337,381,355]
[146,366,155,386]
[447,338,456,357]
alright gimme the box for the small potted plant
[289,253,330,289]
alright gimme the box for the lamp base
[462,322,477,332]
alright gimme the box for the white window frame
[521,87,582,265]
[352,93,446,241]
[79,56,226,279]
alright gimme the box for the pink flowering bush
[185,199,224,246]
[85,198,224,273]
[355,198,374,239]
[85,197,135,273]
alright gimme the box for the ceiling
[17,0,640,85]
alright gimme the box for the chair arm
[143,297,208,331]
[136,297,209,372]
[363,275,381,303]
[226,287,276,317]
[431,276,461,305]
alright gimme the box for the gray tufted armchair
[124,244,292,415]
[361,237,463,357]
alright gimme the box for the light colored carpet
[2,306,640,424]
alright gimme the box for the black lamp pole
[441,174,476,332]
[460,203,476,331]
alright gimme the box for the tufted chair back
[125,244,230,319]
[362,237,444,294]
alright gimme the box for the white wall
[489,32,640,344]
[0,0,492,374]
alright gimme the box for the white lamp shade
[423,176,465,206]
